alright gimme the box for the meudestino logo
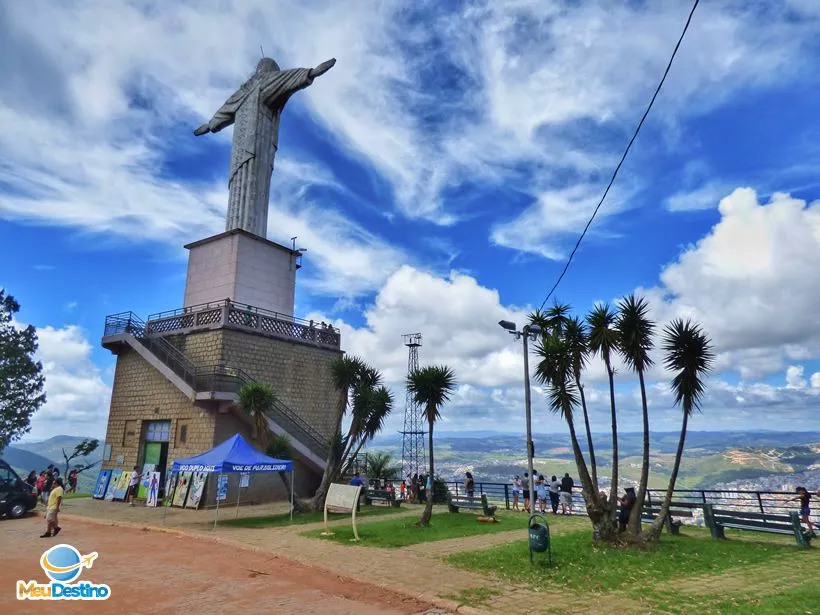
[17,544,111,601]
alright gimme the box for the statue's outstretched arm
[193,123,211,136]
[309,58,336,79]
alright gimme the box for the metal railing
[145,299,341,348]
[104,313,330,460]
[436,482,820,523]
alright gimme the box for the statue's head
[256,57,280,74]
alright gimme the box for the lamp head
[498,320,517,332]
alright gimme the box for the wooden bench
[365,489,400,508]
[446,492,496,517]
[702,504,812,548]
[640,505,695,535]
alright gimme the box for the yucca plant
[407,365,457,527]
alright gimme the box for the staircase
[102,311,329,469]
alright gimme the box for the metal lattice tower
[400,333,425,481]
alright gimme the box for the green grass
[222,504,403,528]
[303,508,554,547]
[447,527,806,593]
[645,583,820,615]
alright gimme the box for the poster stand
[321,483,362,542]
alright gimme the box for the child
[512,476,521,512]
[794,487,815,536]
[399,480,406,501]
[536,474,548,514]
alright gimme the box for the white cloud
[2,0,819,270]
[27,325,111,441]
[786,365,807,390]
[665,181,735,212]
[811,372,820,389]
[645,188,820,379]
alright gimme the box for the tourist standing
[67,469,78,494]
[126,466,141,506]
[522,472,531,513]
[794,487,815,536]
[512,476,521,512]
[560,472,574,515]
[618,487,636,533]
[536,474,548,514]
[548,475,561,514]
[464,472,475,499]
[41,477,64,538]
[400,480,406,501]
[42,469,55,506]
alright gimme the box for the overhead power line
[538,0,700,311]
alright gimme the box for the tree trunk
[418,420,435,527]
[647,411,689,541]
[577,380,598,489]
[279,471,311,514]
[311,433,344,511]
[606,357,619,506]
[628,369,651,535]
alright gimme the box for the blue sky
[2,0,819,442]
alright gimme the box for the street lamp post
[499,320,541,514]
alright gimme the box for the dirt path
[1,515,441,615]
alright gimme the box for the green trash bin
[528,514,552,565]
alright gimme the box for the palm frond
[616,294,655,373]
[662,319,714,416]
[586,303,619,364]
[406,365,457,427]
[564,315,589,378]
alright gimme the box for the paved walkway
[2,514,441,615]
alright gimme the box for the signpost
[322,483,363,541]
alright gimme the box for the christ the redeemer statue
[194,57,336,238]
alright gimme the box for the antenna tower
[400,333,425,480]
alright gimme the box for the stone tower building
[100,228,340,504]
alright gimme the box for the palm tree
[342,385,394,472]
[366,452,399,480]
[565,316,596,488]
[313,356,379,510]
[616,294,655,535]
[407,365,457,527]
[587,304,621,508]
[649,320,713,540]
[535,333,611,537]
[238,382,276,448]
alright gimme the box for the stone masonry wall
[102,348,216,473]
[219,329,341,440]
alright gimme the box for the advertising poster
[164,471,177,505]
[105,470,122,501]
[185,472,208,509]
[137,462,155,499]
[172,472,192,507]
[217,474,228,502]
[112,470,130,500]
[239,473,250,488]
[92,470,111,499]
[145,472,161,507]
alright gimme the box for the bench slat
[720,523,795,535]
[714,518,793,531]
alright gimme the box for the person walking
[548,475,561,514]
[41,477,64,538]
[512,476,521,512]
[560,472,574,515]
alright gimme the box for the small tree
[648,320,713,541]
[238,382,276,448]
[366,452,399,480]
[0,290,46,451]
[407,365,456,527]
[62,438,100,476]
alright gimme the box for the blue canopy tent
[168,433,294,527]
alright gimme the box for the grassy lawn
[222,504,403,528]
[447,527,808,592]
[303,508,585,547]
[447,526,820,613]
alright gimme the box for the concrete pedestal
[183,229,299,316]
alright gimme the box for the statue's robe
[206,67,314,237]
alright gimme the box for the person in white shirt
[126,466,141,506]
